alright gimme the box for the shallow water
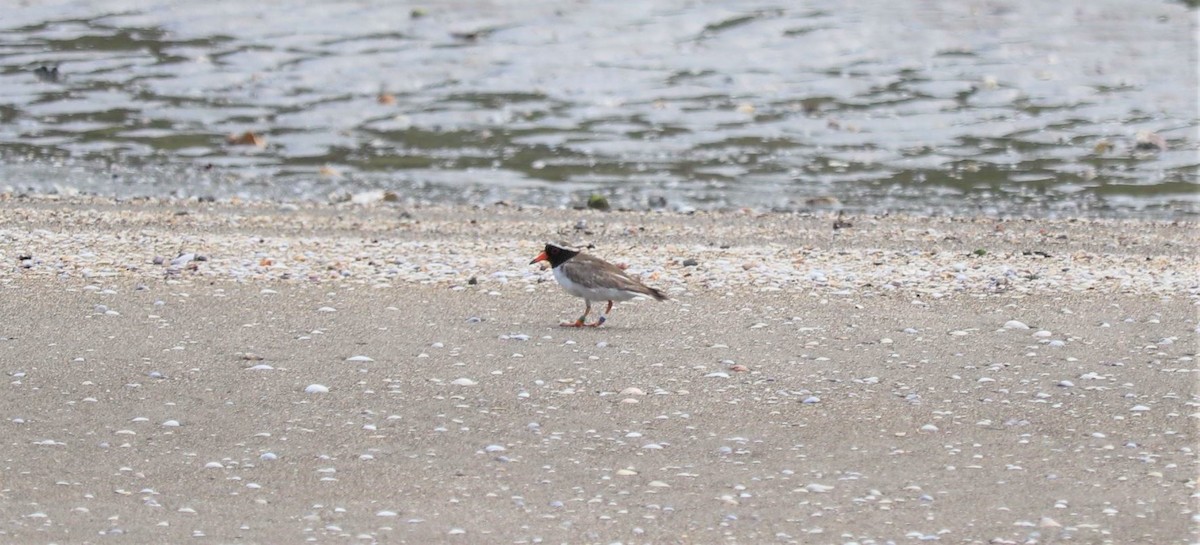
[0,0,1196,218]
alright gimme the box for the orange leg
[588,300,614,327]
[561,300,591,327]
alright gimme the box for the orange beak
[529,251,548,265]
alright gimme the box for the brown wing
[563,253,668,301]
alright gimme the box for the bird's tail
[645,286,668,301]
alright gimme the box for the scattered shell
[451,378,478,386]
[346,355,374,363]
[304,384,329,394]
[1039,517,1061,528]
[170,253,195,267]
[1003,320,1030,330]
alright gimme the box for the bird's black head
[530,243,579,267]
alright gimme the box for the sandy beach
[0,195,1196,544]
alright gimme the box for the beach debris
[1134,130,1167,152]
[304,384,329,394]
[587,193,610,210]
[451,28,492,41]
[451,377,477,386]
[833,210,852,230]
[1003,320,1030,330]
[806,196,841,208]
[33,65,60,82]
[226,131,266,148]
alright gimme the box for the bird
[529,243,667,327]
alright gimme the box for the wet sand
[0,196,1196,544]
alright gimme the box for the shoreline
[0,194,1195,295]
